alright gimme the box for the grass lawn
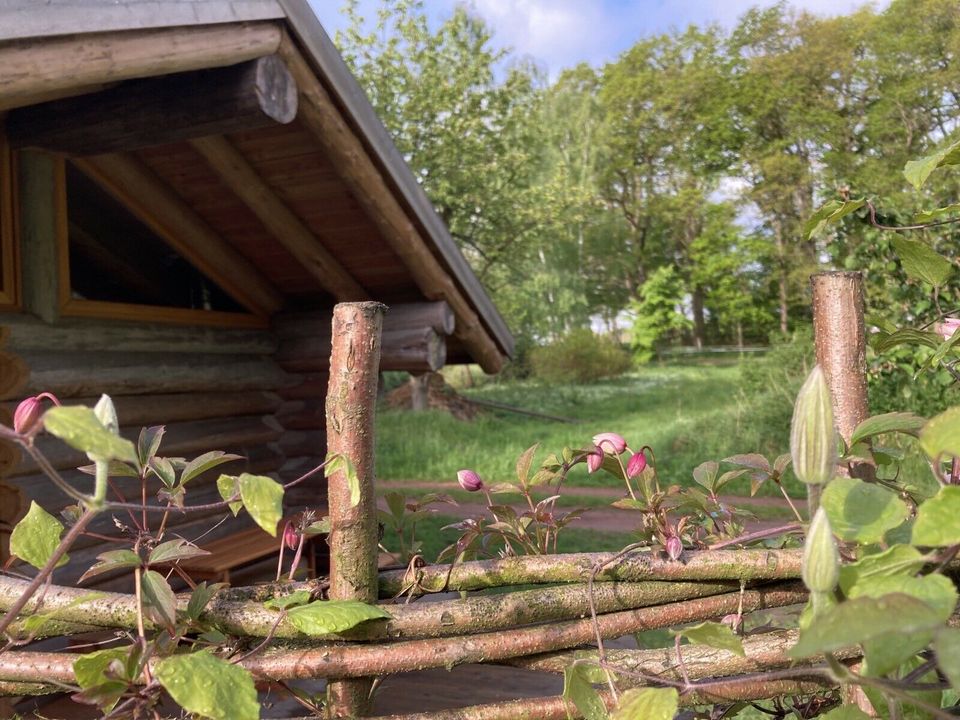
[375,361,804,497]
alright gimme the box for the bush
[528,329,632,384]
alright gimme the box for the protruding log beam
[277,37,505,374]
[74,154,283,316]
[0,22,283,112]
[189,134,368,301]
[325,302,385,717]
[385,301,455,335]
[279,326,445,373]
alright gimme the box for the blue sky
[310,0,889,77]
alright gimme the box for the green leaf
[610,687,678,720]
[934,628,960,689]
[903,138,960,189]
[914,202,960,223]
[920,406,960,460]
[137,426,165,469]
[149,457,176,488]
[216,474,242,516]
[849,412,926,447]
[838,545,926,596]
[285,600,391,636]
[155,650,259,720]
[186,582,225,622]
[78,549,142,583]
[10,501,68,570]
[515,442,539,487]
[73,647,130,710]
[872,328,943,353]
[562,664,607,720]
[325,452,360,507]
[180,451,243,486]
[238,473,284,536]
[803,198,865,240]
[788,593,945,658]
[691,461,719,491]
[42,406,136,463]
[820,706,873,720]
[675,621,744,657]
[912,485,960,546]
[141,569,177,632]
[264,590,312,611]
[846,573,957,623]
[148,539,209,566]
[820,477,909,543]
[892,237,954,287]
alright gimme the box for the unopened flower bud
[790,366,837,485]
[12,392,60,436]
[801,508,839,594]
[93,394,119,435]
[457,469,484,492]
[720,613,742,632]
[586,447,603,474]
[665,535,683,562]
[592,432,627,455]
[282,521,298,551]
[627,451,647,478]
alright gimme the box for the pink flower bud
[938,316,960,340]
[12,392,60,436]
[586,447,603,474]
[626,451,647,478]
[720,613,743,632]
[592,432,627,455]
[457,469,484,492]
[665,535,683,562]
[282,521,298,551]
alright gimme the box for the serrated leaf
[186,581,225,621]
[10,502,68,569]
[42,406,136,463]
[141,569,177,632]
[148,539,209,566]
[515,443,539,487]
[820,477,909,543]
[892,236,954,287]
[563,664,607,720]
[528,468,556,487]
[804,198,865,240]
[920,406,960,461]
[903,138,960,189]
[675,621,745,656]
[849,412,926,447]
[238,473,283,536]
[216,474,242,515]
[155,650,258,720]
[611,686,679,720]
[264,590,312,610]
[285,600,391,636]
[181,451,243,486]
[912,485,960,546]
[78,549,142,583]
[137,426,165,469]
[934,628,960,689]
[788,593,945,658]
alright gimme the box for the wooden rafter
[73,154,283,316]
[277,34,505,373]
[189,134,369,301]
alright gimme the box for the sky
[310,0,889,77]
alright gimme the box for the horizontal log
[276,400,324,430]
[0,314,277,354]
[273,430,324,460]
[275,302,454,339]
[9,415,283,478]
[279,327,445,373]
[8,55,297,155]
[278,373,328,400]
[0,351,28,399]
[0,22,283,112]
[10,350,294,399]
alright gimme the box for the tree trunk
[691,286,706,350]
[775,222,789,334]
[409,373,430,412]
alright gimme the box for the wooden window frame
[0,136,19,310]
[53,158,267,329]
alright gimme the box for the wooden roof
[0,0,514,372]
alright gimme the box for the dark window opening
[65,162,245,313]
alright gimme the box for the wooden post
[409,373,430,411]
[325,302,385,718]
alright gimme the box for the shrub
[528,328,632,384]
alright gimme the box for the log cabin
[0,0,514,587]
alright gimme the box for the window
[57,160,264,327]
[0,136,17,309]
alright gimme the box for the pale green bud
[93,394,119,435]
[790,366,837,485]
[801,507,839,594]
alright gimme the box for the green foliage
[154,651,259,720]
[282,600,392,636]
[675,621,745,657]
[628,266,691,362]
[42,405,136,464]
[610,687,678,720]
[236,473,284,536]
[820,478,909,543]
[10,501,68,570]
[528,329,631,384]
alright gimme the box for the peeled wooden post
[325,302,386,718]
